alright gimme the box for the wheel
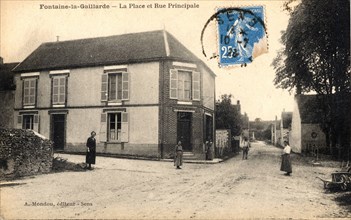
[340,175,348,191]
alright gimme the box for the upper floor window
[170,69,200,101]
[52,76,67,105]
[101,70,129,103]
[49,70,69,107]
[23,78,37,107]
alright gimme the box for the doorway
[177,112,192,151]
[51,114,65,150]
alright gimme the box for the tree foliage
[272,0,351,159]
[272,0,350,95]
[215,94,243,136]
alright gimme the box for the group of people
[84,132,292,175]
[173,140,213,169]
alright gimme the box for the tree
[272,0,351,159]
[215,94,243,136]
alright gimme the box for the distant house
[290,94,351,156]
[0,58,19,128]
[289,95,328,153]
[12,30,216,159]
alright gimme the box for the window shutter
[52,78,59,104]
[17,115,23,129]
[33,114,39,132]
[101,74,108,101]
[99,113,107,142]
[122,72,129,100]
[170,69,178,99]
[192,71,200,101]
[121,112,129,142]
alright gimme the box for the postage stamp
[216,6,267,67]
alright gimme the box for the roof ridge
[42,30,165,45]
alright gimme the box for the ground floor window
[22,115,34,129]
[108,113,122,141]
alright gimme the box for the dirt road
[1,141,350,219]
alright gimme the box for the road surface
[1,141,350,219]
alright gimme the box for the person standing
[174,141,183,169]
[85,131,96,170]
[281,141,292,176]
[242,137,250,160]
[205,140,214,160]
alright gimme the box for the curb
[160,158,223,164]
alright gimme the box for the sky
[0,0,294,120]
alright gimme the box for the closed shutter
[99,113,107,142]
[122,72,129,100]
[170,69,178,99]
[52,78,59,104]
[17,115,23,129]
[33,114,39,132]
[101,74,108,101]
[192,71,200,101]
[121,112,129,142]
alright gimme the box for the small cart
[317,167,351,191]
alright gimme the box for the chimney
[56,36,60,42]
[0,57,3,65]
[237,100,241,113]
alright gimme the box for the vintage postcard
[0,0,350,219]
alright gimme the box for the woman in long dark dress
[174,141,183,169]
[281,141,292,176]
[85,131,96,170]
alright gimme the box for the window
[108,74,123,101]
[101,71,129,102]
[108,113,122,141]
[52,76,67,105]
[169,69,200,101]
[17,114,39,131]
[22,115,34,129]
[100,112,129,143]
[178,70,192,101]
[23,78,37,106]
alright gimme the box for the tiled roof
[13,30,201,73]
[0,62,20,91]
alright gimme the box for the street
[1,141,350,219]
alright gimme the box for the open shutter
[170,69,178,99]
[192,71,200,101]
[17,115,23,129]
[99,113,107,142]
[101,74,108,101]
[122,72,129,100]
[121,112,129,142]
[33,114,39,132]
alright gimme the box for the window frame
[49,71,69,107]
[22,77,38,107]
[169,68,201,101]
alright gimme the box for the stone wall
[0,91,15,128]
[0,129,53,179]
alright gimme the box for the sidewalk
[55,152,223,164]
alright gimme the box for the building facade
[12,30,216,159]
[289,95,327,153]
[0,58,19,128]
